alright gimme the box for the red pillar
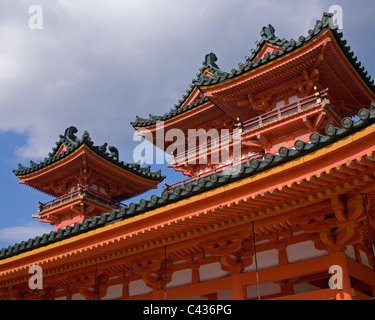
[152,289,166,300]
[231,273,246,300]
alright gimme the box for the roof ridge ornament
[260,24,276,40]
[108,146,119,160]
[98,142,108,153]
[322,11,335,29]
[312,12,334,35]
[203,52,219,69]
[81,131,95,146]
[64,126,78,142]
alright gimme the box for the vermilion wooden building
[0,12,374,300]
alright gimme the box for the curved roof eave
[13,127,165,183]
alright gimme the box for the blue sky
[0,0,374,249]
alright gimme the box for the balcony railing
[166,152,262,190]
[242,89,331,130]
[171,89,335,166]
[166,89,341,190]
[37,187,126,213]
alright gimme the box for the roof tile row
[13,126,165,182]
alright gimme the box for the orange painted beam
[352,289,373,301]
[347,258,375,287]
[242,255,331,286]
[124,291,153,300]
[269,288,335,300]
[164,276,231,300]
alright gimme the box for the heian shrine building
[0,12,374,300]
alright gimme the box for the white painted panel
[244,249,278,272]
[359,250,373,270]
[288,95,299,104]
[102,284,123,300]
[344,245,356,261]
[129,279,152,297]
[199,262,229,282]
[167,269,192,288]
[71,293,86,300]
[257,249,278,269]
[286,241,327,263]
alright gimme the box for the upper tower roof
[131,12,375,129]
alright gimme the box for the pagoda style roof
[131,12,375,128]
[194,15,374,88]
[2,101,375,260]
[13,127,165,200]
[14,126,164,180]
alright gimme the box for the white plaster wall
[128,278,152,297]
[345,245,356,261]
[359,250,373,270]
[102,284,123,300]
[243,249,278,272]
[286,241,327,263]
[167,268,192,288]
[199,262,229,282]
[71,293,86,300]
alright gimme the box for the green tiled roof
[194,13,374,88]
[131,97,210,127]
[131,12,375,128]
[130,52,226,128]
[13,126,165,182]
[2,102,375,260]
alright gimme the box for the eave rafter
[320,49,366,107]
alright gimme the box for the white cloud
[0,222,53,247]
